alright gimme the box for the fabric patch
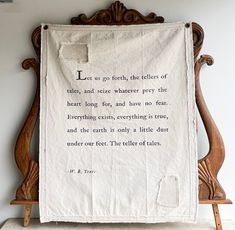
[59,43,88,63]
[157,176,179,208]
[39,23,198,223]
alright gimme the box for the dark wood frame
[10,1,231,229]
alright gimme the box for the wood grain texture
[195,55,227,201]
[199,199,232,204]
[11,1,230,228]
[212,204,222,230]
[71,1,164,25]
[14,59,39,178]
[23,205,32,227]
[13,58,40,201]
[10,200,39,205]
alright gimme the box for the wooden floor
[2,219,235,230]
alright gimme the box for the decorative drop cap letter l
[76,70,86,80]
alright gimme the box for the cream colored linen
[39,22,198,223]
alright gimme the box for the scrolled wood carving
[195,55,226,200]
[13,1,227,205]
[192,22,204,60]
[14,58,40,200]
[16,160,39,200]
[71,1,164,25]
[31,27,41,59]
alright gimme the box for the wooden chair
[10,1,232,229]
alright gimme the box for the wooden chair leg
[212,204,222,230]
[24,205,32,227]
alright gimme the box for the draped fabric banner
[39,23,198,223]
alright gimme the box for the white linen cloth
[39,22,198,223]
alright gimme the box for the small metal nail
[43,25,48,30]
[185,23,190,28]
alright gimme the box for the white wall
[0,0,235,226]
